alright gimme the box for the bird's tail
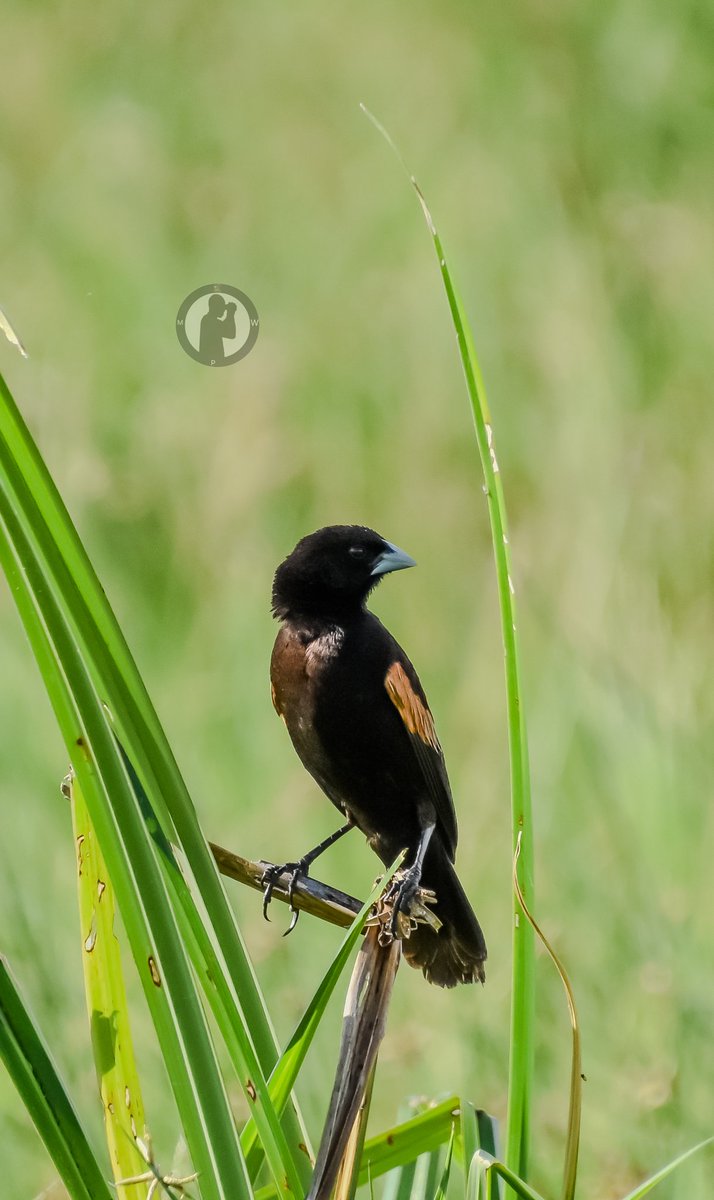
[401,842,487,988]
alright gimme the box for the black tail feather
[402,841,486,988]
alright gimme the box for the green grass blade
[408,1148,443,1200]
[362,108,535,1189]
[459,1104,502,1200]
[0,498,251,1199]
[467,1154,547,1200]
[476,1110,500,1162]
[122,758,309,1194]
[0,365,313,1177]
[166,864,306,1196]
[512,834,581,1200]
[71,774,149,1198]
[358,1097,460,1186]
[0,957,113,1200]
[253,1096,459,1200]
[618,1136,714,1200]
[380,1102,423,1200]
[433,1125,456,1200]
[460,1101,480,1176]
[383,1161,418,1200]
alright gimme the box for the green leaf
[0,366,313,1180]
[71,774,149,1197]
[460,1101,480,1175]
[383,1160,418,1200]
[122,756,309,1195]
[361,108,536,1192]
[408,1148,443,1200]
[433,1124,456,1200]
[0,471,251,1199]
[0,957,113,1200]
[358,1097,460,1186]
[512,835,581,1200]
[618,1136,714,1200]
[467,1153,546,1200]
[459,1106,501,1200]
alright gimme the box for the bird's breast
[270,622,344,735]
[304,627,344,675]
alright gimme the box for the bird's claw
[283,904,300,937]
[385,867,422,937]
[261,861,307,934]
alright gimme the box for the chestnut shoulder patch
[385,661,440,751]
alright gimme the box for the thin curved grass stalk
[362,105,535,1190]
[512,832,581,1200]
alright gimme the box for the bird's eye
[348,546,366,559]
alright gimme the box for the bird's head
[272,525,416,621]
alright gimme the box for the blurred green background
[1,1,713,1196]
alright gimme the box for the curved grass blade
[70,773,149,1197]
[459,1104,501,1200]
[467,1153,546,1200]
[0,371,311,1165]
[0,367,313,1177]
[0,502,251,1200]
[513,832,580,1200]
[361,107,535,1189]
[618,1136,714,1200]
[0,956,113,1200]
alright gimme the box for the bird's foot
[384,866,421,933]
[377,867,440,942]
[261,860,309,935]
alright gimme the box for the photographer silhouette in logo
[176,284,259,366]
[198,294,238,364]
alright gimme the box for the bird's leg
[262,820,354,933]
[387,819,435,936]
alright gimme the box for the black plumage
[267,525,486,987]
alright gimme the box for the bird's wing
[384,659,458,860]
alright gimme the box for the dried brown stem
[307,922,402,1200]
[209,841,362,929]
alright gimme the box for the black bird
[266,525,487,987]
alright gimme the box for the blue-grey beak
[370,540,416,577]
